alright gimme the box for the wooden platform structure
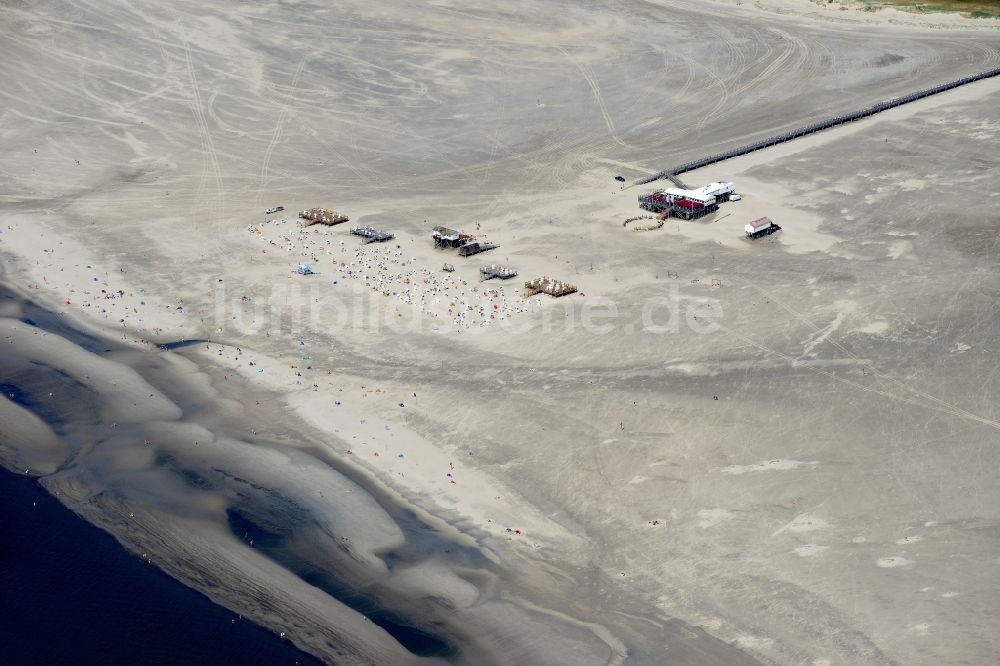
[350,225,394,243]
[672,199,718,220]
[665,173,689,189]
[458,241,497,257]
[523,276,577,298]
[432,226,474,248]
[299,208,349,226]
[637,193,718,220]
[480,264,517,280]
[637,192,673,214]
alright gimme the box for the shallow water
[227,507,456,658]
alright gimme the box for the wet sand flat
[1,1,999,664]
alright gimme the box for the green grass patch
[863,0,1000,17]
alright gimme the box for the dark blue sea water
[0,468,326,666]
[0,285,460,663]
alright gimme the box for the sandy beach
[2,0,999,663]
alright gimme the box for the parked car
[265,205,285,214]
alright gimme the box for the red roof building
[674,199,704,209]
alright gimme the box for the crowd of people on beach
[249,218,549,330]
[1,224,183,347]
[0,220,538,549]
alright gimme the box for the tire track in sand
[728,30,797,98]
[557,46,627,147]
[258,53,308,203]
[180,38,226,257]
[182,41,224,207]
[744,282,1000,433]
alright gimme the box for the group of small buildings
[266,206,399,277]
[290,208,394,244]
[638,181,735,220]
[637,181,781,240]
[432,226,497,257]
[431,227,574,298]
[275,210,573,298]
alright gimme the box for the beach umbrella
[614,175,626,182]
